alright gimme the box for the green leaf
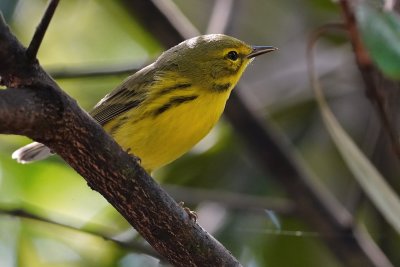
[312,68,400,234]
[356,4,400,79]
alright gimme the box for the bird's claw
[179,201,197,222]
[126,148,141,165]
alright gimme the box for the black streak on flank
[157,83,192,96]
[109,115,130,135]
[154,95,198,116]
[212,82,231,92]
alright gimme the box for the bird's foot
[179,201,197,222]
[126,148,141,165]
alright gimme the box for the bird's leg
[125,148,142,165]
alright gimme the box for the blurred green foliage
[1,0,400,267]
[356,3,400,80]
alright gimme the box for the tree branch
[0,15,51,88]
[118,1,395,266]
[26,0,60,61]
[206,0,235,34]
[0,12,241,267]
[48,63,142,79]
[0,206,162,260]
[164,185,294,215]
[0,88,38,134]
[119,0,196,47]
[339,0,400,159]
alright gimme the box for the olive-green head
[155,34,277,92]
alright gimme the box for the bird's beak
[247,46,278,58]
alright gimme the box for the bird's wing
[90,65,155,126]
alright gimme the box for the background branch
[164,185,294,215]
[3,0,399,266]
[117,0,394,266]
[206,0,235,34]
[47,63,142,79]
[0,206,162,260]
[339,0,400,159]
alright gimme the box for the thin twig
[119,1,394,266]
[26,0,60,61]
[306,23,346,83]
[307,23,394,267]
[0,9,242,266]
[48,64,143,79]
[151,0,200,38]
[0,206,162,260]
[206,0,235,34]
[339,0,400,159]
[164,184,294,215]
[339,0,371,66]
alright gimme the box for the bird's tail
[12,142,53,163]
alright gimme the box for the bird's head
[156,34,277,93]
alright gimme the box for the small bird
[12,34,276,173]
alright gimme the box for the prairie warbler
[12,34,276,173]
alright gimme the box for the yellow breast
[103,87,231,173]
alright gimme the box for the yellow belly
[104,90,230,172]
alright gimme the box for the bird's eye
[227,51,239,61]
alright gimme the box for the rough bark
[117,0,394,266]
[0,13,241,267]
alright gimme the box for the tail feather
[12,142,53,164]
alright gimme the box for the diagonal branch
[118,1,394,267]
[206,0,235,34]
[0,11,241,267]
[307,24,397,266]
[339,0,400,159]
[0,206,162,260]
[119,0,196,47]
[0,87,51,135]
